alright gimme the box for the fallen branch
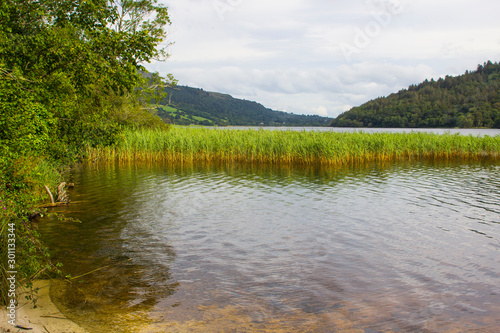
[40,315,69,320]
[68,258,132,281]
[39,202,69,208]
[44,185,55,205]
[41,183,72,208]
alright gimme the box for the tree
[0,0,174,304]
[0,0,173,153]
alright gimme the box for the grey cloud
[151,0,500,117]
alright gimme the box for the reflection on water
[39,160,500,332]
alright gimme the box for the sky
[146,0,500,118]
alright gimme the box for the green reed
[86,127,500,166]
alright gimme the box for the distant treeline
[331,61,500,128]
[160,85,332,126]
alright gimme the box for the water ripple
[40,161,500,332]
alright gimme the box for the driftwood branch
[40,315,69,320]
[44,185,55,205]
[42,183,74,208]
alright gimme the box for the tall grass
[86,127,500,166]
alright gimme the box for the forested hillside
[330,61,500,128]
[159,86,332,126]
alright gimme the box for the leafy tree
[0,0,174,304]
[0,0,173,153]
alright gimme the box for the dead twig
[40,315,69,320]
[68,258,132,281]
[44,185,55,205]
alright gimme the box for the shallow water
[39,160,500,332]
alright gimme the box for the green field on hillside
[157,105,215,125]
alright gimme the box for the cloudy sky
[146,0,500,118]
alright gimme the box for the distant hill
[156,85,332,126]
[330,61,500,128]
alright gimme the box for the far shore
[0,280,87,333]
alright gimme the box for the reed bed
[86,127,500,166]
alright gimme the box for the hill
[157,85,332,126]
[330,61,500,128]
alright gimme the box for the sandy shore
[0,280,87,333]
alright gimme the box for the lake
[215,126,500,136]
[39,160,500,332]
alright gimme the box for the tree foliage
[0,0,172,157]
[0,0,173,304]
[331,61,500,128]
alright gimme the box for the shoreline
[0,280,87,333]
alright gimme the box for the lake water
[39,160,500,332]
[216,126,500,136]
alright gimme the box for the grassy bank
[0,157,64,305]
[1,0,176,307]
[87,127,500,165]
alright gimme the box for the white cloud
[313,106,328,117]
[148,0,500,118]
